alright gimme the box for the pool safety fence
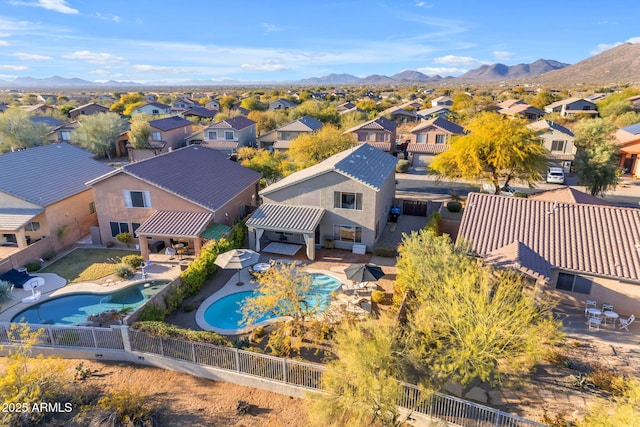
[0,322,547,427]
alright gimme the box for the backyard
[40,248,139,282]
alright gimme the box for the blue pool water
[11,280,170,325]
[203,273,341,331]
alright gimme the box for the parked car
[481,183,516,196]
[546,167,565,184]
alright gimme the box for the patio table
[252,263,271,273]
[603,310,619,328]
[587,307,602,317]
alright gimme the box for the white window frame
[60,130,72,141]
[207,130,217,140]
[333,224,362,243]
[435,134,446,144]
[152,131,161,140]
[224,130,235,140]
[124,190,151,208]
[334,191,363,210]
[551,140,565,152]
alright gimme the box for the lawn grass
[40,248,139,282]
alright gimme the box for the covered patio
[246,204,325,260]
[135,210,230,261]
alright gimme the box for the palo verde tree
[396,230,561,387]
[237,147,294,185]
[288,124,354,167]
[573,118,621,196]
[128,116,153,149]
[72,112,128,159]
[430,111,548,193]
[0,107,49,153]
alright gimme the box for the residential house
[47,121,80,143]
[544,98,598,117]
[205,99,220,110]
[0,103,8,113]
[246,143,397,259]
[497,99,525,109]
[457,192,640,315]
[344,116,397,152]
[614,122,640,177]
[68,102,109,119]
[148,116,192,151]
[144,94,158,103]
[258,116,323,151]
[30,116,64,128]
[0,143,113,261]
[499,103,545,121]
[88,146,261,260]
[194,116,256,155]
[37,94,57,104]
[431,95,453,108]
[527,119,576,171]
[528,187,610,206]
[268,98,297,110]
[172,97,199,111]
[22,103,55,115]
[380,106,418,124]
[130,102,171,116]
[180,107,217,120]
[406,117,465,166]
[337,102,356,112]
[416,105,450,120]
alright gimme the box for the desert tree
[288,124,354,167]
[237,147,294,184]
[72,112,128,159]
[128,116,153,149]
[0,107,49,153]
[430,111,548,193]
[109,93,144,114]
[573,118,621,196]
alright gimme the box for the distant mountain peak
[456,59,569,82]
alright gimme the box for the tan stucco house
[0,143,113,265]
[544,98,598,117]
[406,116,465,166]
[344,117,397,153]
[88,146,261,260]
[246,143,397,260]
[189,116,257,155]
[614,122,640,178]
[527,119,576,171]
[68,102,109,119]
[458,192,640,316]
[257,115,323,152]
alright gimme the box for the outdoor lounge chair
[0,268,35,288]
[619,314,635,332]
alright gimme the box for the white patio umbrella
[214,248,260,286]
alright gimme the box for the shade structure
[343,263,385,283]
[214,249,260,286]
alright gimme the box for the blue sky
[0,0,639,83]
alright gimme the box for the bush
[183,304,194,312]
[121,254,144,269]
[43,249,56,261]
[424,211,441,234]
[114,264,134,279]
[95,386,156,427]
[514,191,529,198]
[115,232,133,247]
[373,246,397,257]
[371,289,386,304]
[131,321,231,346]
[25,261,42,272]
[165,285,187,312]
[396,159,410,173]
[0,280,13,303]
[446,201,462,212]
[137,305,167,322]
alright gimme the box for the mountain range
[1,43,639,89]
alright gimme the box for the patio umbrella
[214,248,260,286]
[343,263,385,283]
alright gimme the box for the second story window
[207,130,217,140]
[435,134,446,144]
[60,130,71,141]
[551,140,566,152]
[152,131,161,140]
[334,191,362,210]
[124,190,151,208]
[225,131,234,140]
[152,109,159,115]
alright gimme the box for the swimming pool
[200,273,342,333]
[11,280,170,325]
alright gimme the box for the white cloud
[132,64,184,74]
[415,2,433,7]
[241,62,288,72]
[417,66,466,76]
[0,64,27,70]
[0,40,9,46]
[591,36,640,55]
[63,50,124,64]
[493,51,513,61]
[12,52,52,60]
[261,22,281,33]
[434,55,484,67]
[93,12,121,23]
[8,0,79,14]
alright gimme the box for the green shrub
[373,246,397,257]
[131,321,231,346]
[183,304,194,313]
[371,289,386,304]
[121,254,144,269]
[395,159,410,173]
[138,305,167,322]
[424,211,441,234]
[0,280,13,303]
[114,264,134,279]
[96,386,156,427]
[514,191,529,198]
[25,261,42,272]
[115,232,133,247]
[165,285,187,312]
[446,201,462,212]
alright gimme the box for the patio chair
[9,284,16,300]
[619,314,635,332]
[588,315,602,331]
[602,303,614,313]
[585,300,597,316]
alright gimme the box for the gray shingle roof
[261,143,397,196]
[209,116,255,131]
[458,193,640,282]
[410,117,465,135]
[148,116,192,131]
[345,116,397,134]
[0,143,113,206]
[93,145,261,212]
[277,116,323,132]
[246,203,325,233]
[528,119,574,137]
[621,122,640,135]
[135,210,213,238]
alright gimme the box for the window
[25,222,40,232]
[416,134,427,143]
[152,131,161,140]
[334,192,362,210]
[357,132,367,142]
[224,131,234,140]
[551,140,565,152]
[60,130,71,141]
[132,222,141,237]
[207,130,217,140]
[333,225,362,243]
[556,272,592,294]
[109,222,129,237]
[435,134,446,144]
[89,201,96,214]
[124,190,151,208]
[375,133,385,142]
[152,109,159,115]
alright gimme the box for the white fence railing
[0,322,546,427]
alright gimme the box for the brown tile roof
[528,188,611,206]
[135,210,213,238]
[485,241,553,282]
[407,143,450,154]
[457,193,640,282]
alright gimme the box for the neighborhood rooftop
[148,116,192,131]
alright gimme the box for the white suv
[546,167,565,184]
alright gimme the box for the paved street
[396,169,640,208]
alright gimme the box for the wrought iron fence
[0,323,546,427]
